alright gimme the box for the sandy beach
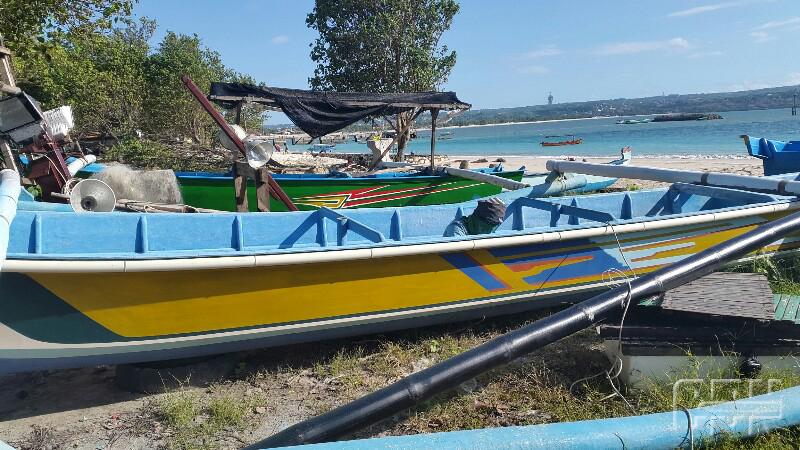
[452,154,764,189]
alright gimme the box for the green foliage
[307,0,459,92]
[306,0,459,159]
[142,32,225,144]
[17,18,154,138]
[0,0,134,57]
[206,396,247,428]
[153,390,250,450]
[105,138,177,169]
[157,391,199,429]
[10,15,268,167]
[729,254,800,295]
[105,138,230,172]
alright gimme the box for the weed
[156,390,199,428]
[207,396,247,429]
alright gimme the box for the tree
[17,18,153,138]
[143,32,228,144]
[0,0,134,57]
[306,0,458,160]
[7,9,269,170]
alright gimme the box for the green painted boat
[76,164,524,211]
[176,167,525,212]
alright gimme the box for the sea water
[297,108,800,158]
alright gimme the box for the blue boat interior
[9,183,787,260]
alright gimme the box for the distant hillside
[448,84,800,126]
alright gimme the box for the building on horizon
[548,92,554,105]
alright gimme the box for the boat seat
[510,196,615,230]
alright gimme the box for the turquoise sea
[309,108,800,158]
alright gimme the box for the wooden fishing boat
[615,118,652,125]
[76,148,634,211]
[76,164,525,212]
[742,135,800,176]
[540,134,582,146]
[179,166,527,211]
[4,166,800,373]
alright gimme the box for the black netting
[210,83,469,138]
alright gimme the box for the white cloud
[594,38,690,55]
[668,2,738,17]
[515,65,550,75]
[750,31,774,43]
[754,16,800,30]
[727,73,800,91]
[786,73,800,85]
[271,35,289,45]
[519,45,562,59]
[687,50,724,59]
[727,81,771,91]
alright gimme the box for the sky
[135,0,800,123]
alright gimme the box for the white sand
[449,154,764,190]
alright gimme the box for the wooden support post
[430,109,439,172]
[255,167,271,212]
[232,163,249,212]
[235,101,243,124]
[0,140,17,172]
[234,162,271,212]
[0,45,20,95]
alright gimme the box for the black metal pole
[430,109,438,172]
[247,208,800,449]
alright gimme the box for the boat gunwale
[175,167,524,182]
[6,198,797,273]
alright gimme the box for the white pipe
[546,160,800,195]
[444,167,529,190]
[0,169,21,272]
[4,200,796,274]
[66,155,97,176]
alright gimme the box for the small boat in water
[438,131,454,140]
[615,118,652,125]
[540,134,582,146]
[309,143,336,153]
[742,135,800,176]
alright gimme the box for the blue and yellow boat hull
[2,199,799,373]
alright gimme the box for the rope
[569,222,638,412]
[679,406,695,450]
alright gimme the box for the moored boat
[3,169,800,373]
[540,134,582,146]
[615,118,652,124]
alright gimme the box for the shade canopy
[209,82,471,138]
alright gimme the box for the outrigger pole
[180,75,298,211]
[546,159,800,196]
[248,208,800,448]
